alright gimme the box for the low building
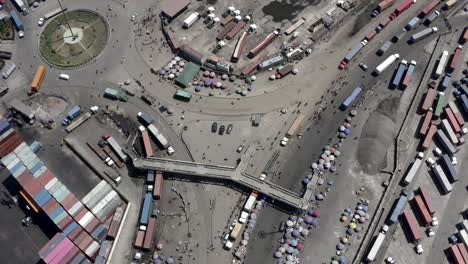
[161,0,191,20]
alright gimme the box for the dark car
[212,122,218,133]
[219,125,225,135]
[226,124,233,134]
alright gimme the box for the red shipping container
[63,195,78,211]
[78,235,94,252]
[422,89,437,112]
[449,103,465,126]
[73,230,88,247]
[37,170,54,187]
[16,170,34,186]
[0,131,16,146]
[143,217,156,250]
[107,221,119,240]
[58,245,79,264]
[153,171,163,200]
[418,186,436,214]
[450,244,465,264]
[60,193,75,210]
[445,107,462,133]
[44,202,60,215]
[42,198,57,213]
[402,210,421,242]
[73,207,88,223]
[85,217,100,233]
[365,30,377,41]
[422,124,437,149]
[414,195,432,225]
[58,215,73,231]
[448,47,463,72]
[461,27,468,44]
[134,230,145,248]
[67,225,84,241]
[458,243,468,263]
[24,180,43,198]
[421,0,439,17]
[419,111,433,136]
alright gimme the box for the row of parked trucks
[137,112,174,155]
[224,191,258,249]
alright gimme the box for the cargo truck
[434,50,449,79]
[448,101,465,126]
[139,126,153,158]
[366,232,386,262]
[420,111,433,136]
[340,86,362,110]
[424,11,440,25]
[102,133,128,161]
[414,195,432,226]
[137,112,153,126]
[440,154,458,183]
[444,107,461,133]
[405,17,419,30]
[440,119,459,145]
[402,60,416,89]
[147,124,169,149]
[444,0,457,10]
[460,27,468,44]
[410,27,437,43]
[374,54,399,75]
[104,88,128,102]
[372,0,397,17]
[183,12,200,28]
[388,190,408,224]
[403,157,422,185]
[12,0,26,12]
[434,93,445,117]
[377,40,392,56]
[31,65,46,93]
[422,124,437,149]
[140,193,152,225]
[418,187,436,215]
[433,164,453,194]
[392,60,407,89]
[153,171,163,200]
[459,94,468,116]
[390,0,416,19]
[9,11,24,37]
[459,229,468,248]
[243,191,258,212]
[339,40,368,69]
[447,46,463,73]
[402,210,422,242]
[420,0,440,17]
[449,244,465,264]
[63,106,81,126]
[436,129,457,155]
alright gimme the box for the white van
[59,73,70,80]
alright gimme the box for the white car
[433,148,442,156]
[38,17,44,26]
[280,137,289,146]
[431,217,439,226]
[415,244,424,254]
[260,173,267,180]
[130,14,136,21]
[18,31,24,38]
[385,257,395,264]
[381,224,389,234]
[426,157,436,167]
[59,73,70,80]
[167,146,175,155]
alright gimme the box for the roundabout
[39,10,109,68]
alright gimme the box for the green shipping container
[434,94,445,117]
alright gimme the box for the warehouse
[160,0,191,20]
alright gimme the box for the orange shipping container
[31,65,46,93]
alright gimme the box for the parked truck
[414,195,432,226]
[340,86,362,110]
[402,60,416,89]
[147,124,169,149]
[339,40,368,69]
[405,16,419,30]
[377,40,392,56]
[139,126,153,158]
[62,106,81,126]
[434,93,445,117]
[402,210,422,242]
[436,129,457,155]
[434,50,449,79]
[420,0,440,17]
[447,46,463,73]
[139,193,152,225]
[410,27,437,43]
[424,11,440,25]
[243,191,258,212]
[433,164,453,194]
[391,60,408,89]
[102,133,128,161]
[444,108,461,133]
[2,61,16,79]
[183,12,200,28]
[374,54,399,75]
[440,119,459,145]
[388,190,408,224]
[366,232,386,262]
[419,111,433,136]
[12,0,26,12]
[372,0,397,17]
[403,157,423,185]
[418,186,436,215]
[104,88,128,102]
[390,0,416,19]
[422,124,437,149]
[440,154,458,183]
[9,11,24,37]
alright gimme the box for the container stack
[82,180,123,222]
[0,119,22,157]
[107,207,124,240]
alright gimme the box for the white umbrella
[274,251,282,258]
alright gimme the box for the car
[381,225,389,234]
[226,124,233,134]
[426,227,435,237]
[219,125,225,135]
[385,257,395,264]
[260,173,267,180]
[18,31,24,38]
[359,63,368,71]
[211,122,218,133]
[38,17,44,26]
[167,146,175,155]
[237,144,244,153]
[59,73,70,80]
[415,244,424,254]
[130,14,136,21]
[222,233,229,243]
[426,157,436,167]
[280,137,289,146]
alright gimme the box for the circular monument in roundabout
[39,10,109,68]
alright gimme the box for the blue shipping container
[37,193,52,207]
[34,189,49,202]
[441,154,457,183]
[67,106,81,120]
[10,161,24,176]
[460,85,468,96]
[30,161,44,175]
[0,120,11,135]
[459,94,468,115]
[392,63,407,88]
[439,75,451,91]
[70,253,85,264]
[340,87,363,110]
[91,224,106,239]
[9,11,24,31]
[389,194,408,224]
[30,141,42,153]
[140,193,153,225]
[63,221,78,235]
[49,206,64,219]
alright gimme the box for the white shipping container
[1,153,17,166]
[96,197,121,221]
[460,229,468,248]
[183,12,200,28]
[45,178,58,190]
[374,54,400,75]
[6,157,20,170]
[82,180,108,204]
[441,119,459,145]
[85,241,100,256]
[403,159,423,185]
[435,50,448,78]
[91,191,118,215]
[366,233,386,261]
[13,142,27,154]
[78,211,94,227]
[243,195,257,212]
[69,201,84,216]
[86,184,113,209]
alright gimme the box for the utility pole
[57,0,75,39]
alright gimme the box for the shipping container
[391,0,416,18]
[135,230,145,248]
[414,195,432,225]
[424,11,440,25]
[439,74,451,91]
[405,16,419,30]
[340,87,362,110]
[388,191,408,224]
[403,158,422,185]
[420,112,433,136]
[365,29,377,41]
[248,31,279,58]
[434,93,445,117]
[178,46,204,65]
[39,233,66,259]
[257,55,284,70]
[436,129,457,155]
[449,244,465,264]
[230,222,243,240]
[153,171,163,200]
[286,114,305,137]
[410,27,437,43]
[231,31,248,62]
[217,21,236,40]
[460,229,468,248]
[366,232,386,261]
[139,126,153,158]
[67,106,81,120]
[421,89,437,112]
[9,10,24,31]
[460,27,468,45]
[433,164,453,194]
[448,46,463,73]
[277,64,294,78]
[137,112,153,126]
[374,54,400,75]
[434,50,449,79]
[147,124,169,148]
[226,21,246,40]
[374,0,397,14]
[140,193,152,225]
[402,210,421,242]
[441,119,459,145]
[444,107,461,133]
[146,170,155,184]
[143,217,156,250]
[344,41,367,63]
[162,27,179,51]
[458,243,468,263]
[440,154,458,183]
[31,65,46,93]
[377,40,392,56]
[106,136,127,161]
[418,186,435,214]
[402,60,416,89]
[421,0,440,17]
[183,12,199,28]
[392,60,408,89]
[444,0,458,9]
[459,94,468,116]
[243,191,258,212]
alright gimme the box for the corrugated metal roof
[161,0,191,18]
[175,62,200,88]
